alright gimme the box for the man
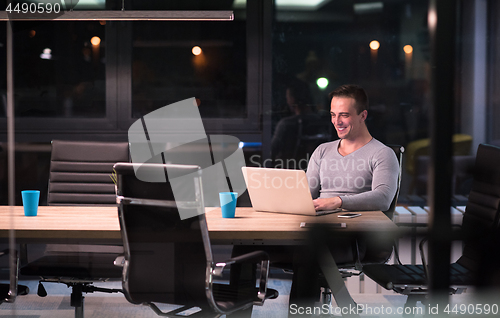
[231,85,399,318]
[285,85,399,317]
[307,84,399,212]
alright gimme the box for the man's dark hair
[328,84,369,114]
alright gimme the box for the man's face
[330,97,367,141]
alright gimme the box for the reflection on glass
[273,0,431,149]
[272,0,432,205]
[12,21,106,118]
[132,20,246,119]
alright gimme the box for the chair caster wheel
[37,282,47,297]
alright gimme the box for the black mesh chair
[363,143,500,314]
[20,140,129,318]
[114,162,278,317]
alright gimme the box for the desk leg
[318,245,360,318]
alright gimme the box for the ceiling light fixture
[0,10,233,21]
[233,0,331,11]
[354,2,383,14]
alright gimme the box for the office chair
[20,140,129,318]
[363,143,500,315]
[0,249,29,304]
[114,162,278,317]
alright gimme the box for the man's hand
[313,196,342,211]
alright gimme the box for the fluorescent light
[62,0,106,10]
[234,0,331,11]
[32,0,106,10]
[0,11,234,21]
[354,2,383,14]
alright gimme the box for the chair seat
[20,252,122,279]
[212,284,278,311]
[363,263,476,290]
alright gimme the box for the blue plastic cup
[219,192,238,218]
[21,190,40,217]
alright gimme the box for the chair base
[38,280,122,318]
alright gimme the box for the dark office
[0,0,499,317]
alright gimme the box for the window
[272,1,431,147]
[13,21,106,118]
[131,20,246,119]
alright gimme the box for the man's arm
[339,147,399,211]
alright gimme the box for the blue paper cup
[21,190,40,217]
[219,192,238,218]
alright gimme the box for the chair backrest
[48,140,129,205]
[457,144,500,272]
[114,163,214,308]
[384,144,405,220]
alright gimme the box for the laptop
[241,167,341,216]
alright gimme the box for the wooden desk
[0,206,396,243]
[0,206,120,241]
[0,206,395,317]
[206,207,397,243]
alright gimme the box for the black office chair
[0,249,29,304]
[20,140,129,318]
[363,143,500,315]
[114,162,278,317]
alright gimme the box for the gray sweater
[306,138,399,211]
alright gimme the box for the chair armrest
[416,228,465,279]
[390,223,463,266]
[113,255,125,267]
[213,250,269,276]
[419,237,429,278]
[225,250,269,264]
[213,250,270,306]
